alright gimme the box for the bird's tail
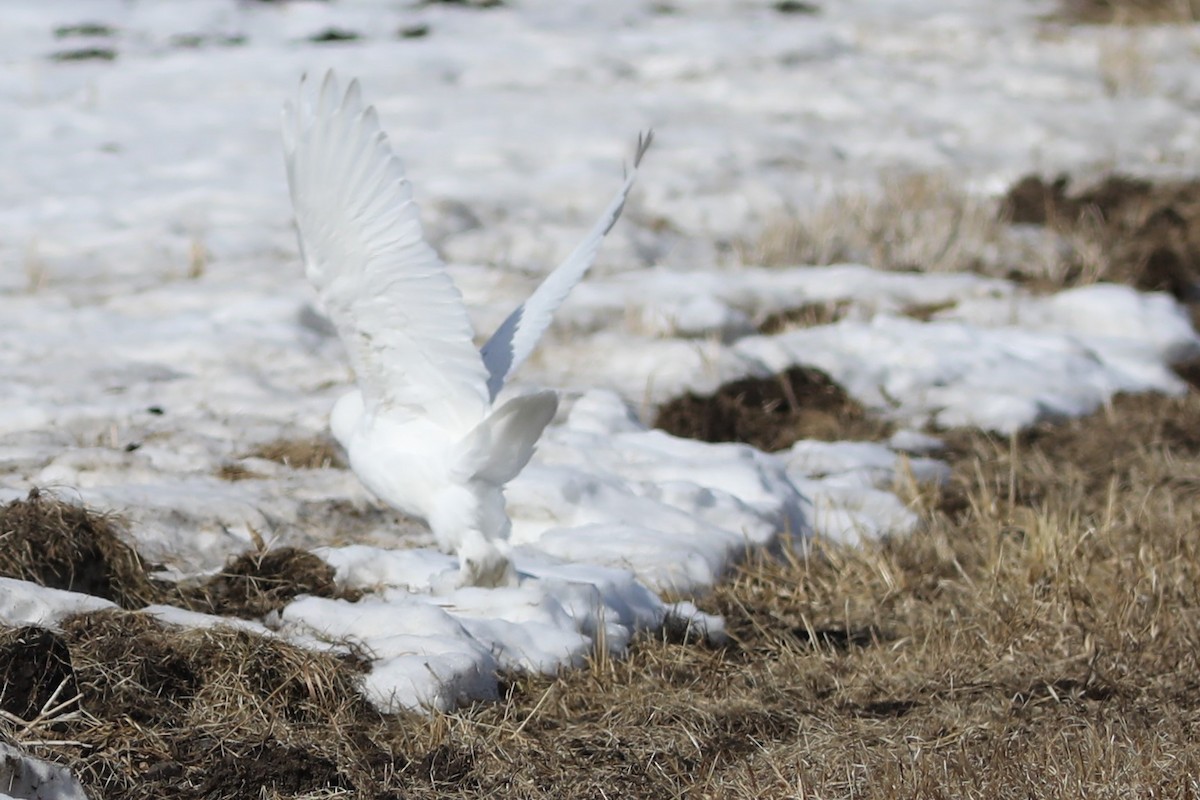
[456,390,558,485]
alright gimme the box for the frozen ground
[2,0,1200,718]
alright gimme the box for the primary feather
[282,71,648,586]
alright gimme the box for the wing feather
[283,72,490,429]
[480,131,652,399]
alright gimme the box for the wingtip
[342,77,363,115]
[622,129,654,177]
[635,129,654,167]
[316,69,340,116]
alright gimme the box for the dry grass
[1058,0,1200,23]
[0,489,160,609]
[1000,174,1200,300]
[247,436,346,470]
[6,385,1200,796]
[10,163,1200,788]
[742,173,1066,284]
[0,491,354,621]
[746,171,1200,327]
[218,436,345,482]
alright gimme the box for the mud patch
[1000,174,1200,299]
[654,366,890,450]
[174,546,358,618]
[0,489,159,608]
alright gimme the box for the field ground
[4,161,1200,798]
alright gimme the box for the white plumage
[282,72,650,586]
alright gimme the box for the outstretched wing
[283,71,490,429]
[480,131,653,400]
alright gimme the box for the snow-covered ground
[2,0,1199,715]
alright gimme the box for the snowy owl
[282,72,650,587]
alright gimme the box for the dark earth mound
[0,488,354,620]
[1001,174,1200,300]
[654,366,890,450]
[175,546,358,618]
[0,626,75,722]
[0,489,159,608]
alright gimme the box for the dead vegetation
[743,172,1066,283]
[744,171,1200,338]
[756,299,851,335]
[5,612,388,799]
[1000,173,1200,301]
[0,489,160,608]
[218,436,344,482]
[418,388,1200,797]
[654,366,892,448]
[0,490,353,620]
[1057,0,1200,23]
[175,547,359,618]
[247,436,345,470]
[6,388,1200,795]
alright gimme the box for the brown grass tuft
[173,547,361,619]
[14,610,389,799]
[757,300,851,335]
[248,437,346,470]
[1000,173,1200,299]
[215,462,264,482]
[0,488,354,621]
[1057,0,1200,23]
[0,489,160,608]
[744,172,1064,283]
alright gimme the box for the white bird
[282,72,650,587]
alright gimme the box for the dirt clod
[654,366,890,450]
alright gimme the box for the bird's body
[282,72,649,586]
